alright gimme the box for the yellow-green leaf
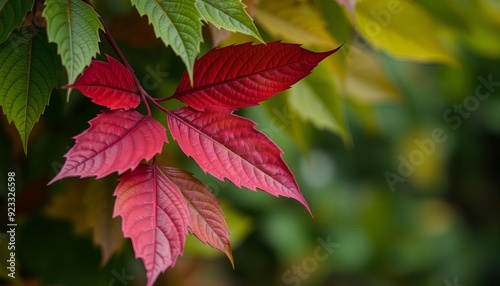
[346,49,401,103]
[354,0,455,64]
[255,0,337,48]
[261,91,312,153]
[288,62,350,143]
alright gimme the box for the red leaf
[113,163,190,286]
[65,55,140,110]
[172,41,341,111]
[162,167,233,265]
[167,107,310,213]
[49,110,167,184]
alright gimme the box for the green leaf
[0,0,34,44]
[43,0,103,89]
[196,0,262,42]
[354,0,455,64]
[131,0,202,82]
[0,27,60,153]
[255,0,337,48]
[288,61,350,143]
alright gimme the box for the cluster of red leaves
[50,41,340,286]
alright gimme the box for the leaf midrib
[66,0,74,81]
[173,51,308,98]
[23,26,35,146]
[62,113,152,175]
[152,0,189,56]
[160,167,229,255]
[169,110,295,195]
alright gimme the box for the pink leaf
[337,0,357,15]
[113,163,190,286]
[162,167,233,265]
[167,107,310,213]
[65,55,140,110]
[172,41,340,111]
[49,110,167,184]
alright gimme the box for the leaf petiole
[81,0,153,115]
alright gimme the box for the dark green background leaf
[0,27,60,152]
[0,0,34,44]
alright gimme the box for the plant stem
[154,95,175,102]
[81,0,157,115]
[146,94,172,115]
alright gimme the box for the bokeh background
[1,0,500,285]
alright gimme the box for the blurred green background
[1,0,500,285]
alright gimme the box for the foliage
[2,0,335,285]
[1,0,500,285]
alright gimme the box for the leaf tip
[22,143,28,157]
[322,43,344,59]
[66,88,73,102]
[47,175,61,186]
[299,197,313,217]
[220,241,234,268]
[252,32,265,44]
[228,249,235,269]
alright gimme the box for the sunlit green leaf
[43,0,103,92]
[131,0,202,82]
[196,0,262,43]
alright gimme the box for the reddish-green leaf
[114,163,190,286]
[84,179,125,266]
[167,107,310,213]
[162,167,233,265]
[171,41,340,111]
[49,110,167,184]
[65,55,140,110]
